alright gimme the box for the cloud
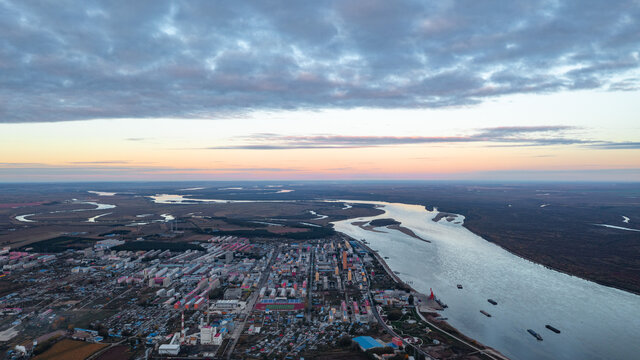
[1,1,639,122]
[586,141,640,149]
[477,126,577,137]
[205,126,595,149]
[0,165,298,173]
[67,160,131,165]
[0,162,49,166]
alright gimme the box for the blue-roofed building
[352,336,385,351]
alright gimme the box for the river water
[15,200,116,223]
[332,201,640,360]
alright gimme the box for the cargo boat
[488,299,497,305]
[528,329,543,341]
[545,325,561,334]
[480,310,491,317]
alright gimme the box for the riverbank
[345,234,508,360]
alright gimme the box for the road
[85,337,129,360]
[223,246,280,359]
[414,310,507,360]
[77,286,134,310]
[305,249,314,322]
[102,287,135,308]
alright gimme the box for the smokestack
[181,310,185,344]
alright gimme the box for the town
[0,229,502,359]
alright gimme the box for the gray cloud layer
[206,126,617,149]
[1,1,639,123]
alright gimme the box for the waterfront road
[360,253,435,360]
[415,310,507,360]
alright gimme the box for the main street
[222,246,280,359]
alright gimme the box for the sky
[1,0,639,182]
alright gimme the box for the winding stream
[15,200,116,223]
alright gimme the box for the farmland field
[32,339,107,360]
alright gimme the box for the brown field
[94,345,132,360]
[216,225,253,231]
[0,202,46,209]
[0,226,67,248]
[32,339,107,360]
[266,226,310,234]
[0,224,113,249]
[35,330,68,344]
[181,234,213,242]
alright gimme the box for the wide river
[332,201,640,360]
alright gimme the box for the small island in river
[353,218,431,243]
